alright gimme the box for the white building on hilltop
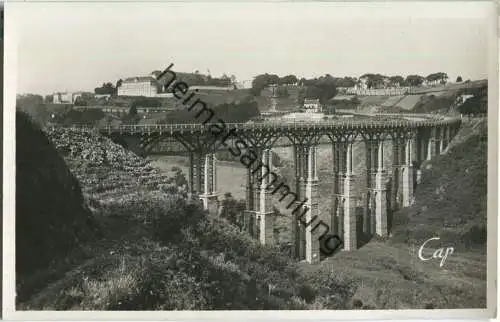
[117,76,159,97]
[303,98,323,113]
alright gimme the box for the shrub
[16,111,100,276]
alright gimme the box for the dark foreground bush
[16,111,100,276]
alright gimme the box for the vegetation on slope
[392,118,487,252]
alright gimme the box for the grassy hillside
[392,118,487,251]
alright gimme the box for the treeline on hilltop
[250,72,462,103]
[250,73,349,104]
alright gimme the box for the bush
[16,111,100,276]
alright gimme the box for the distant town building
[53,92,83,104]
[190,85,235,91]
[94,94,112,100]
[118,75,159,97]
[303,98,323,113]
[355,77,369,91]
[282,112,325,121]
[422,79,445,87]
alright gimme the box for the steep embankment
[392,118,487,251]
[16,112,99,277]
[18,118,354,310]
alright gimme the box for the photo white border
[3,1,498,320]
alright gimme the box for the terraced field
[47,128,184,205]
[394,95,423,110]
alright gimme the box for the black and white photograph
[4,1,496,319]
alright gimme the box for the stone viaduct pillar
[415,128,428,184]
[363,140,375,236]
[365,138,388,237]
[442,126,450,152]
[438,127,445,154]
[332,140,357,251]
[291,144,307,260]
[401,136,414,208]
[244,166,255,235]
[187,151,195,199]
[258,148,275,245]
[391,138,404,210]
[291,142,323,263]
[433,127,443,156]
[244,147,262,238]
[374,140,388,236]
[200,152,219,213]
[187,151,204,201]
[331,143,343,242]
[304,145,320,263]
[343,142,357,250]
[184,149,219,213]
[427,128,436,161]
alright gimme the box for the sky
[7,1,491,95]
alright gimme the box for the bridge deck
[57,116,461,134]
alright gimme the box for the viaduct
[64,116,462,264]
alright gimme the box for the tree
[405,75,424,87]
[250,73,280,96]
[360,73,386,89]
[279,75,298,85]
[456,76,463,83]
[335,77,356,88]
[94,82,115,95]
[129,104,138,117]
[120,103,140,124]
[276,86,289,98]
[219,193,246,229]
[425,72,448,84]
[389,76,405,87]
[220,74,231,86]
[115,79,123,95]
[305,75,338,104]
[74,96,88,106]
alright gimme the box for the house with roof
[303,98,322,113]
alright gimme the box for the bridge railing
[48,117,461,133]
